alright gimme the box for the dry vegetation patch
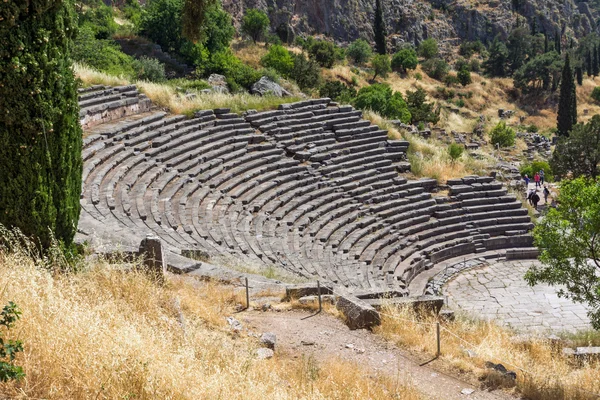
[0,246,422,399]
[376,306,600,400]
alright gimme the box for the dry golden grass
[0,244,422,399]
[232,41,269,69]
[376,306,600,400]
[74,62,129,87]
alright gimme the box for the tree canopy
[551,115,600,180]
[241,8,270,43]
[526,177,600,329]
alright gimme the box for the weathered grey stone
[251,77,291,97]
[138,235,166,282]
[285,283,334,300]
[260,332,277,349]
[336,295,381,330]
[256,348,274,360]
[207,74,229,94]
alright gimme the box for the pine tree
[557,54,576,137]
[544,34,549,53]
[555,31,561,54]
[374,0,387,55]
[0,0,82,247]
[586,49,593,76]
[576,66,583,86]
[594,45,600,77]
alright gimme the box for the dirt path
[241,309,515,400]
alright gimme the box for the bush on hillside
[592,87,600,103]
[307,40,338,68]
[241,8,270,43]
[418,38,438,59]
[421,58,449,80]
[79,3,118,39]
[520,161,553,182]
[490,121,516,148]
[346,39,372,65]
[206,50,261,91]
[448,143,464,161]
[291,53,322,90]
[133,56,166,82]
[354,84,411,123]
[457,67,472,86]
[391,47,418,73]
[406,88,439,125]
[371,54,391,79]
[261,45,294,77]
[72,26,136,77]
[319,80,357,103]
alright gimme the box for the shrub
[391,47,418,73]
[406,88,439,125]
[422,58,449,80]
[414,72,423,80]
[308,40,337,68]
[291,53,321,90]
[139,0,186,54]
[133,56,166,82]
[354,84,411,123]
[0,302,24,382]
[371,54,391,79]
[72,26,135,77]
[591,87,600,103]
[448,143,464,161]
[469,58,481,73]
[457,67,472,86]
[490,121,516,148]
[261,45,294,77]
[241,8,270,43]
[418,38,438,59]
[443,73,459,86]
[520,161,553,182]
[319,80,357,103]
[79,3,118,39]
[207,50,261,91]
[346,39,372,65]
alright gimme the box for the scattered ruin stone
[138,235,165,283]
[226,317,243,332]
[251,76,291,97]
[260,332,277,349]
[207,74,229,94]
[256,348,274,360]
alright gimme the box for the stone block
[285,283,333,300]
[336,295,381,330]
[138,235,166,283]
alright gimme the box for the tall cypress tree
[557,54,576,137]
[555,31,561,54]
[594,45,600,77]
[586,49,593,76]
[544,34,549,53]
[374,0,387,55]
[0,0,82,247]
[576,66,583,86]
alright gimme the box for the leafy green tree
[391,47,418,73]
[421,58,449,80]
[139,0,186,53]
[489,121,516,147]
[513,51,562,93]
[241,8,270,43]
[507,27,531,72]
[484,37,509,77]
[371,54,391,79]
[519,161,553,182]
[405,88,439,125]
[202,5,235,54]
[354,84,411,123]
[79,3,118,39]
[557,54,577,137]
[181,0,216,42]
[418,38,438,59]
[308,40,337,68]
[291,53,321,90]
[347,39,372,65]
[0,0,82,248]
[261,45,294,77]
[551,115,600,179]
[457,66,472,86]
[373,0,387,55]
[526,177,600,329]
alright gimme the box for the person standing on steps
[523,174,530,188]
[527,189,534,206]
[534,172,541,188]
[543,186,550,204]
[531,191,540,210]
[539,169,545,185]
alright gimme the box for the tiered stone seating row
[79,85,152,129]
[80,95,535,297]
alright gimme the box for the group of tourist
[523,170,550,210]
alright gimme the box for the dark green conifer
[0,0,82,247]
[594,45,600,77]
[374,0,387,55]
[554,31,561,54]
[576,66,583,86]
[557,54,576,137]
[586,49,593,76]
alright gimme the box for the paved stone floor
[445,260,591,333]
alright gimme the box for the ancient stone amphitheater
[78,85,537,303]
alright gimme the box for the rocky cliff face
[223,0,600,50]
